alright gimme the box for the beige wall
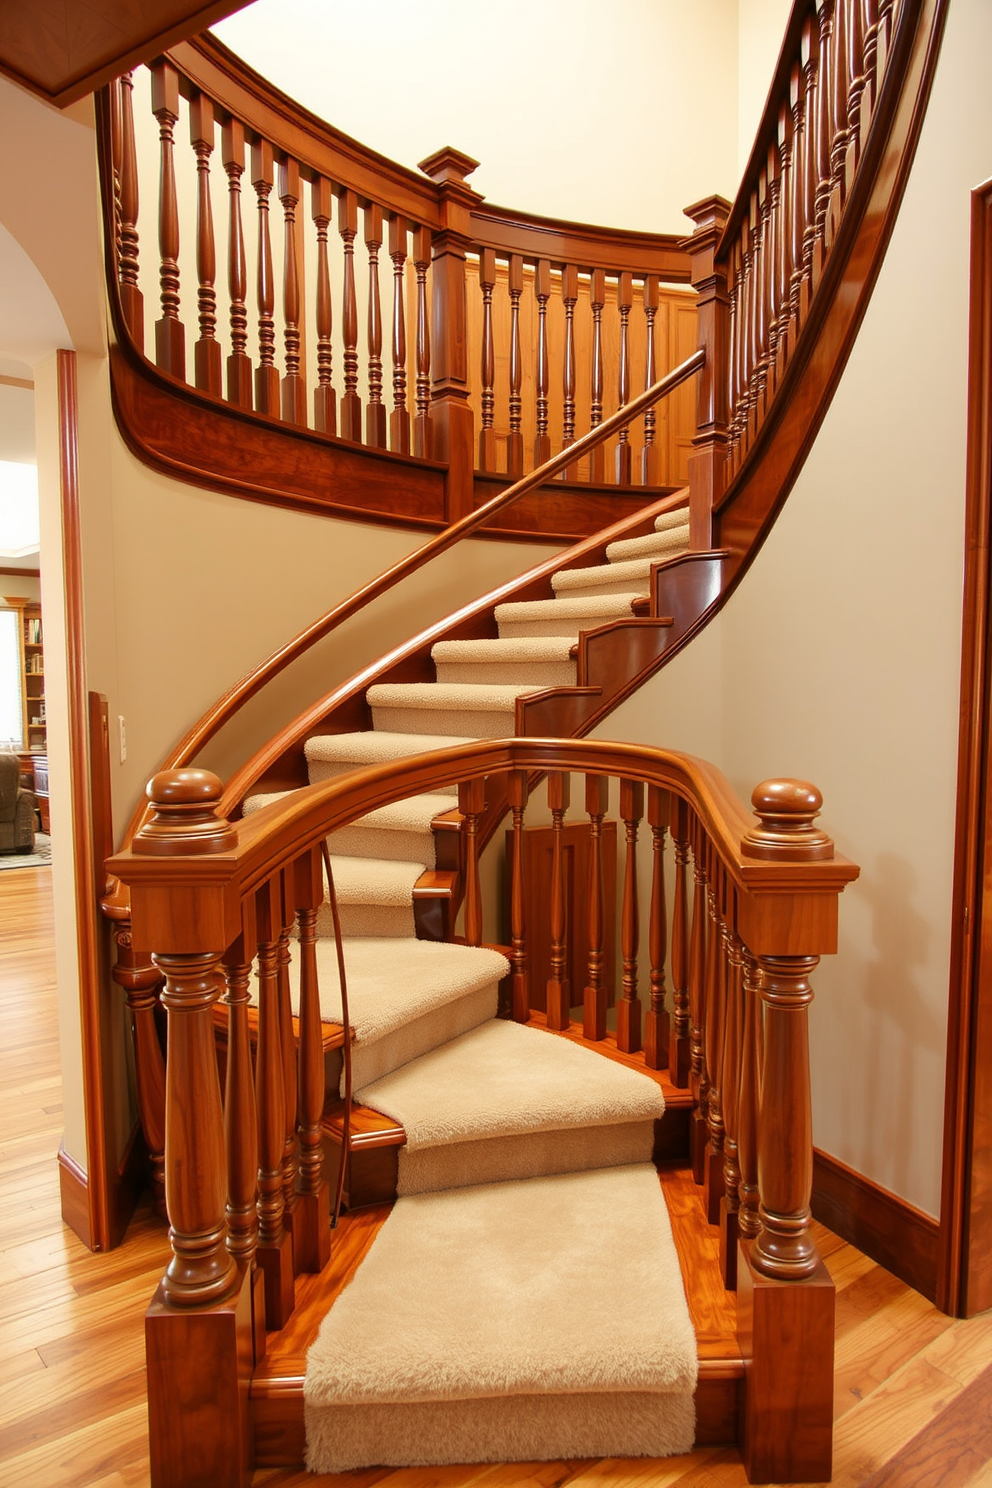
[213,0,745,234]
[602,0,992,1218]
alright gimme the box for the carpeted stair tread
[262,935,506,1043]
[304,1164,697,1470]
[551,556,655,597]
[654,506,691,531]
[356,1018,665,1148]
[494,592,642,638]
[368,682,540,738]
[306,731,478,799]
[241,788,296,816]
[431,636,577,687]
[327,854,426,905]
[326,793,455,866]
[605,523,691,564]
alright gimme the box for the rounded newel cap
[741,778,834,862]
[133,768,237,856]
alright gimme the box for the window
[0,608,23,750]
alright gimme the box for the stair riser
[310,760,459,797]
[432,661,576,687]
[318,902,416,938]
[370,705,518,737]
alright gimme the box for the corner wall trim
[812,1148,939,1304]
[58,1142,93,1251]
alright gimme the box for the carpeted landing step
[304,1163,698,1471]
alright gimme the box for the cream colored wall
[736,0,794,180]
[602,0,991,1219]
[213,0,744,233]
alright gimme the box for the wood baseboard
[59,1123,149,1253]
[58,1142,92,1250]
[812,1148,939,1303]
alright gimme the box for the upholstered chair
[0,752,36,853]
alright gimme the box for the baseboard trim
[812,1148,939,1303]
[58,1142,93,1250]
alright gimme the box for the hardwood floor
[3,865,992,1488]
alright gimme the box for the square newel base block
[257,1228,295,1330]
[146,1268,254,1488]
[691,1109,708,1185]
[737,1245,835,1483]
[668,1029,691,1087]
[705,1145,724,1224]
[643,1008,670,1070]
[293,1183,331,1273]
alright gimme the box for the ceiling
[0,0,254,107]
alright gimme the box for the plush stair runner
[304,1164,698,1471]
[247,506,696,1469]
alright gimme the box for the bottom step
[251,1165,743,1468]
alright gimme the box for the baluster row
[726,0,892,473]
[111,63,435,463]
[474,256,676,486]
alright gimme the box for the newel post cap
[418,146,481,186]
[741,778,834,862]
[133,768,237,856]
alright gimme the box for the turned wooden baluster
[703,848,728,1224]
[507,253,524,478]
[828,0,850,224]
[561,263,578,477]
[616,272,633,485]
[339,188,362,441]
[365,203,387,448]
[280,158,307,426]
[136,771,238,1307]
[252,139,279,416]
[222,119,252,409]
[294,848,330,1272]
[616,778,643,1053]
[737,946,763,1245]
[728,234,745,467]
[877,0,895,78]
[740,211,757,459]
[688,815,710,1182]
[189,94,221,396]
[719,892,744,1290]
[668,796,691,1086]
[534,258,552,468]
[861,0,881,130]
[478,247,498,472]
[459,776,486,947]
[221,918,258,1264]
[508,769,530,1022]
[111,925,166,1214]
[743,780,834,1280]
[767,119,788,379]
[589,269,607,482]
[799,15,821,303]
[254,875,294,1328]
[752,172,771,428]
[110,76,123,255]
[546,771,571,1030]
[412,225,432,458]
[644,785,670,1070]
[150,60,185,379]
[642,275,661,485]
[787,55,807,339]
[117,72,143,350]
[583,774,609,1042]
[312,175,336,435]
[276,878,300,1266]
[844,0,867,187]
[389,215,410,454]
[813,0,836,267]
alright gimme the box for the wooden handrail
[119,351,702,844]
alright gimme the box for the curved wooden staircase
[100,0,949,1482]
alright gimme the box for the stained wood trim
[0,565,40,577]
[812,1148,939,1303]
[939,177,992,1318]
[57,351,112,1253]
[57,1141,92,1250]
[0,373,33,390]
[0,2,252,109]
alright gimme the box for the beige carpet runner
[304,1164,697,1471]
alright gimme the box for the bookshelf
[21,602,45,754]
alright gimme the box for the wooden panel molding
[812,1148,939,1303]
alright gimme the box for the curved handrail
[118,352,702,845]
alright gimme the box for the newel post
[682,195,731,551]
[736,778,837,1486]
[419,147,482,523]
[126,770,254,1488]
